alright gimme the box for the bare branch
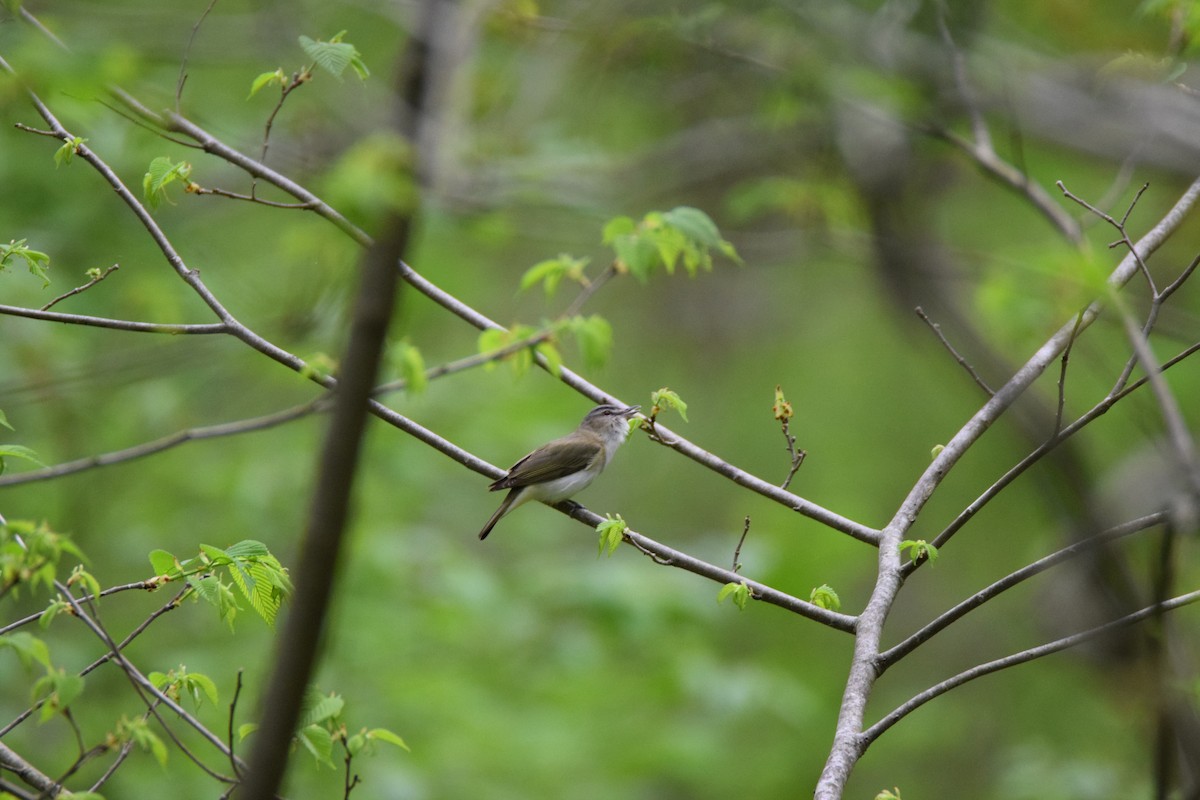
[915,306,994,395]
[862,587,1200,747]
[732,516,751,574]
[881,512,1166,667]
[817,174,1200,799]
[175,0,220,110]
[0,303,226,335]
[40,264,119,311]
[0,397,324,487]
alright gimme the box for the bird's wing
[489,437,601,491]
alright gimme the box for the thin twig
[0,397,323,487]
[778,417,806,490]
[882,512,1166,667]
[1054,310,1086,434]
[862,587,1200,747]
[732,516,750,573]
[0,303,226,334]
[175,0,220,110]
[915,307,994,395]
[40,264,119,311]
[227,670,244,779]
[189,185,318,209]
[916,337,1200,568]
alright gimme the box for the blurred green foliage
[0,0,1197,798]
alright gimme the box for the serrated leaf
[142,157,192,211]
[300,687,345,727]
[809,584,841,611]
[298,723,335,766]
[299,32,368,81]
[184,672,219,707]
[224,540,270,559]
[650,388,688,422]
[595,514,627,557]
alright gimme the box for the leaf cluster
[148,540,292,628]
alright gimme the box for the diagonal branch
[880,512,1166,667]
[862,587,1200,747]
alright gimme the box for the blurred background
[1,0,1199,797]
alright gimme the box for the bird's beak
[622,405,641,418]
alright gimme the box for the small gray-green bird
[479,404,640,540]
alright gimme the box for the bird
[479,404,640,540]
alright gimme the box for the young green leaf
[570,314,612,369]
[535,341,563,377]
[662,206,722,247]
[650,388,689,422]
[32,668,85,721]
[0,239,51,287]
[596,513,628,557]
[148,548,180,577]
[717,581,751,610]
[809,584,841,611]
[299,31,370,81]
[0,408,11,431]
[520,254,589,297]
[601,215,636,244]
[142,157,192,210]
[0,632,52,670]
[0,444,46,470]
[248,68,287,99]
[67,565,102,601]
[899,539,939,565]
[298,723,335,766]
[53,136,86,167]
[366,727,410,751]
[184,671,220,707]
[300,687,346,727]
[391,340,428,394]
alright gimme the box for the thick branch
[815,174,1200,800]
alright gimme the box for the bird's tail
[478,489,518,540]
